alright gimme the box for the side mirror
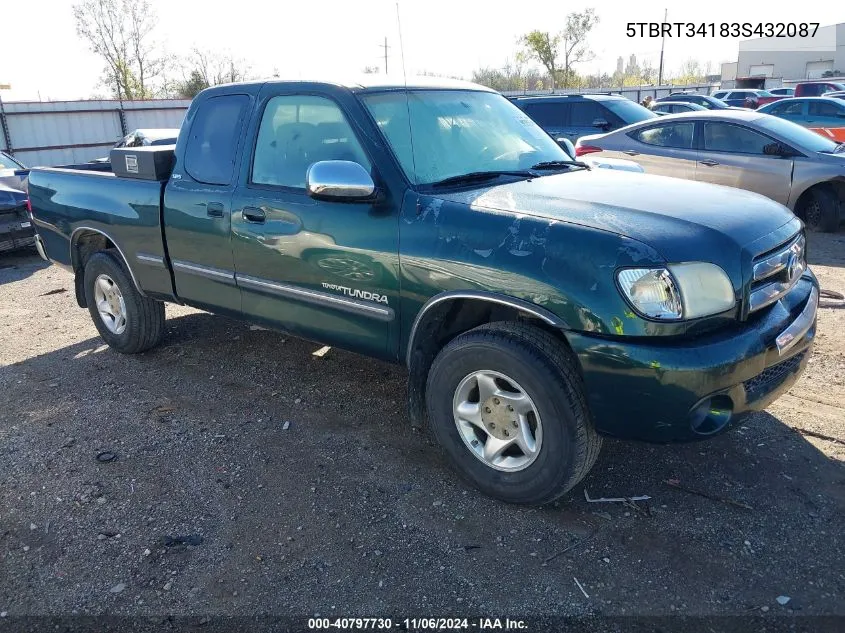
[556,137,576,159]
[592,118,609,129]
[306,160,375,201]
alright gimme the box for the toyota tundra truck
[28,77,819,504]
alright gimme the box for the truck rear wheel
[425,322,601,505]
[83,250,165,354]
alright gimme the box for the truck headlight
[617,263,735,321]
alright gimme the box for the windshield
[756,115,840,153]
[360,90,568,186]
[604,99,657,123]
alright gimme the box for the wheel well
[70,231,118,308]
[405,297,572,428]
[794,180,845,217]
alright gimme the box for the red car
[794,81,845,97]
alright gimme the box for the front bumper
[567,274,819,442]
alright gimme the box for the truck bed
[27,167,175,300]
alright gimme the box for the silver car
[576,110,845,231]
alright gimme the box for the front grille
[748,233,806,314]
[743,351,806,402]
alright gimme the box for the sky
[3,0,844,101]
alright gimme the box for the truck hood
[435,169,797,264]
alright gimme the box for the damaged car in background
[28,77,819,504]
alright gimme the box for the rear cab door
[163,90,254,316]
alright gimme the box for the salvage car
[758,97,845,143]
[28,77,819,504]
[651,101,707,115]
[793,81,845,97]
[655,93,734,110]
[0,151,28,192]
[0,182,34,253]
[577,110,845,231]
[711,89,781,109]
[510,93,656,143]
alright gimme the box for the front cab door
[230,86,400,360]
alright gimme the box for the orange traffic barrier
[810,127,845,143]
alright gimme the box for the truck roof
[205,75,493,95]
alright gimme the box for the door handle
[622,150,640,156]
[206,202,224,218]
[242,206,266,223]
[700,159,719,167]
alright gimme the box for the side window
[712,92,727,100]
[570,101,601,126]
[522,102,566,128]
[251,95,371,189]
[770,101,804,116]
[633,122,695,149]
[804,84,821,96]
[808,101,842,117]
[703,123,773,154]
[184,94,249,186]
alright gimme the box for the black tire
[83,250,165,354]
[798,185,840,233]
[425,321,601,505]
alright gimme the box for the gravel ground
[1,234,843,630]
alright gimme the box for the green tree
[518,31,561,90]
[559,9,599,88]
[519,9,599,90]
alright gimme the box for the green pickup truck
[28,77,819,504]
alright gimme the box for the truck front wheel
[83,250,165,354]
[425,322,601,505]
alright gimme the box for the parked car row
[574,110,845,231]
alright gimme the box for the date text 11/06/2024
[626,22,819,38]
[307,618,528,630]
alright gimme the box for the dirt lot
[1,234,843,630]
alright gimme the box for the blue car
[758,97,845,130]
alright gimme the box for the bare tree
[559,9,599,88]
[73,0,163,99]
[173,48,252,98]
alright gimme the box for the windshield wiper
[530,160,590,171]
[429,170,536,188]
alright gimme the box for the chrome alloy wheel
[452,370,543,472]
[93,274,127,335]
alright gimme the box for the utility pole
[0,83,13,156]
[379,37,390,74]
[657,8,667,85]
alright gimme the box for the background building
[720,22,844,89]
